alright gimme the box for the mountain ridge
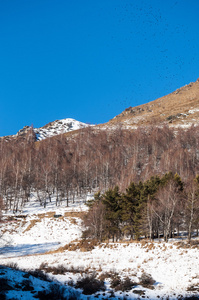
[1,118,91,141]
[2,77,199,141]
[107,77,199,128]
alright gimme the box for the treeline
[84,173,199,242]
[1,124,199,212]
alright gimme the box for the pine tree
[86,191,102,208]
[122,182,144,240]
[102,186,122,242]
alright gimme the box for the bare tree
[83,200,107,242]
[184,178,199,242]
[154,180,182,242]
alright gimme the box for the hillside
[2,79,199,206]
[108,78,199,128]
[1,196,199,299]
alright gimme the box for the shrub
[110,276,121,289]
[190,240,199,248]
[117,277,137,292]
[67,279,75,287]
[75,272,105,295]
[99,271,119,281]
[110,276,136,292]
[28,269,52,282]
[39,262,48,270]
[36,283,67,300]
[6,262,19,270]
[139,272,155,288]
[45,264,67,275]
[0,277,14,291]
[38,263,84,275]
[21,279,34,291]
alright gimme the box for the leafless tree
[154,180,182,242]
[83,200,107,241]
[184,178,199,242]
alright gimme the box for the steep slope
[107,78,199,128]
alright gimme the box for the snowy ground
[0,195,199,299]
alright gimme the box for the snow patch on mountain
[188,107,199,114]
[34,118,91,140]
[12,118,92,141]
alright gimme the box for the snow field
[1,239,199,299]
[1,196,199,299]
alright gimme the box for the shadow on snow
[0,242,60,257]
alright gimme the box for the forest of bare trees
[1,124,199,218]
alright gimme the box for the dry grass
[107,78,199,127]
[21,211,85,233]
[187,285,199,292]
[23,219,39,233]
[173,240,199,249]
[64,239,99,252]
[64,211,86,219]
[69,217,78,225]
[22,212,57,233]
[45,239,99,255]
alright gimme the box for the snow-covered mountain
[34,118,91,140]
[16,118,91,141]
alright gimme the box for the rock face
[15,125,37,142]
[16,126,31,136]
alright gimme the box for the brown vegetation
[1,124,199,214]
[109,78,199,127]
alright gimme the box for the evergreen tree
[86,191,102,208]
[122,182,143,240]
[102,186,122,242]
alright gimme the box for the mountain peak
[1,118,91,142]
[34,118,91,140]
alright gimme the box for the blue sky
[1,0,199,136]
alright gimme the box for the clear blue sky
[1,0,199,136]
